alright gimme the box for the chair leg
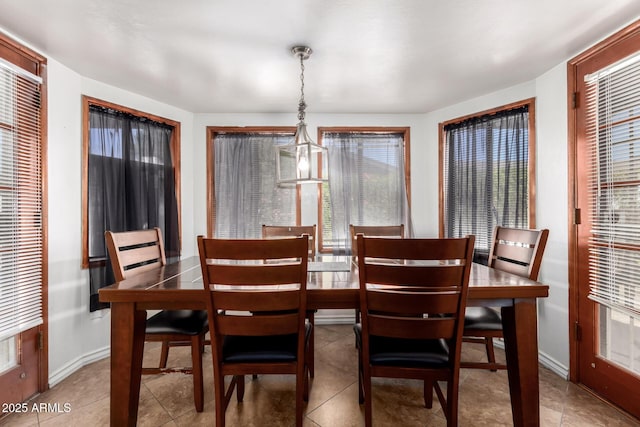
[191,334,204,412]
[303,363,309,402]
[296,362,305,426]
[357,351,364,404]
[236,375,245,402]
[159,340,170,368]
[214,370,226,427]
[446,377,459,427]
[485,337,497,372]
[307,311,315,378]
[363,366,373,427]
[354,309,360,348]
[423,380,433,408]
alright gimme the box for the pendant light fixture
[276,46,328,185]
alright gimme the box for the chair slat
[365,263,466,287]
[111,229,161,247]
[206,263,304,286]
[368,315,456,340]
[498,227,541,245]
[212,290,300,312]
[217,313,299,336]
[492,258,530,277]
[200,237,308,260]
[367,289,461,314]
[262,224,316,257]
[493,243,535,265]
[119,245,164,268]
[362,237,470,260]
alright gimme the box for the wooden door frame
[567,19,640,382]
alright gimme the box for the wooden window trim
[81,96,182,268]
[438,98,537,238]
[205,126,299,237]
[317,126,411,253]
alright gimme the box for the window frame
[317,126,411,253]
[205,126,301,238]
[81,96,181,268]
[438,98,537,241]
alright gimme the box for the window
[440,99,535,263]
[206,127,299,238]
[82,96,181,311]
[319,127,411,253]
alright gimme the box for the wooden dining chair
[350,224,405,330]
[462,226,549,370]
[262,224,317,257]
[354,235,475,427]
[262,224,317,377]
[105,228,209,412]
[197,235,311,427]
[349,224,405,258]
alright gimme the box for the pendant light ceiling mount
[291,45,312,61]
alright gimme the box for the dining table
[99,255,548,427]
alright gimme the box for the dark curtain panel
[88,105,179,311]
[443,106,529,264]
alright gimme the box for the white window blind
[0,58,43,341]
[585,52,640,317]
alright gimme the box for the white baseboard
[538,350,569,379]
[48,346,110,387]
[314,311,355,325]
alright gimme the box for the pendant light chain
[298,53,306,122]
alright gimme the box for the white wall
[46,57,195,386]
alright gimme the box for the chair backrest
[262,224,317,257]
[349,224,405,257]
[357,235,475,356]
[488,226,549,280]
[197,235,309,358]
[105,227,166,281]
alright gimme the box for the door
[571,22,640,419]
[0,329,42,405]
[0,35,47,405]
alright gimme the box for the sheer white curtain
[214,133,296,238]
[324,132,411,253]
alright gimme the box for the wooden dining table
[99,255,548,427]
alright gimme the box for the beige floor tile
[9,325,640,427]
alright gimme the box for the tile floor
[2,324,639,426]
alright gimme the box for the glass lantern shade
[276,121,328,185]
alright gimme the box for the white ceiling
[1,0,639,114]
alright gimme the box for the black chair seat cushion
[223,322,312,364]
[353,324,450,368]
[145,310,209,335]
[464,307,502,331]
